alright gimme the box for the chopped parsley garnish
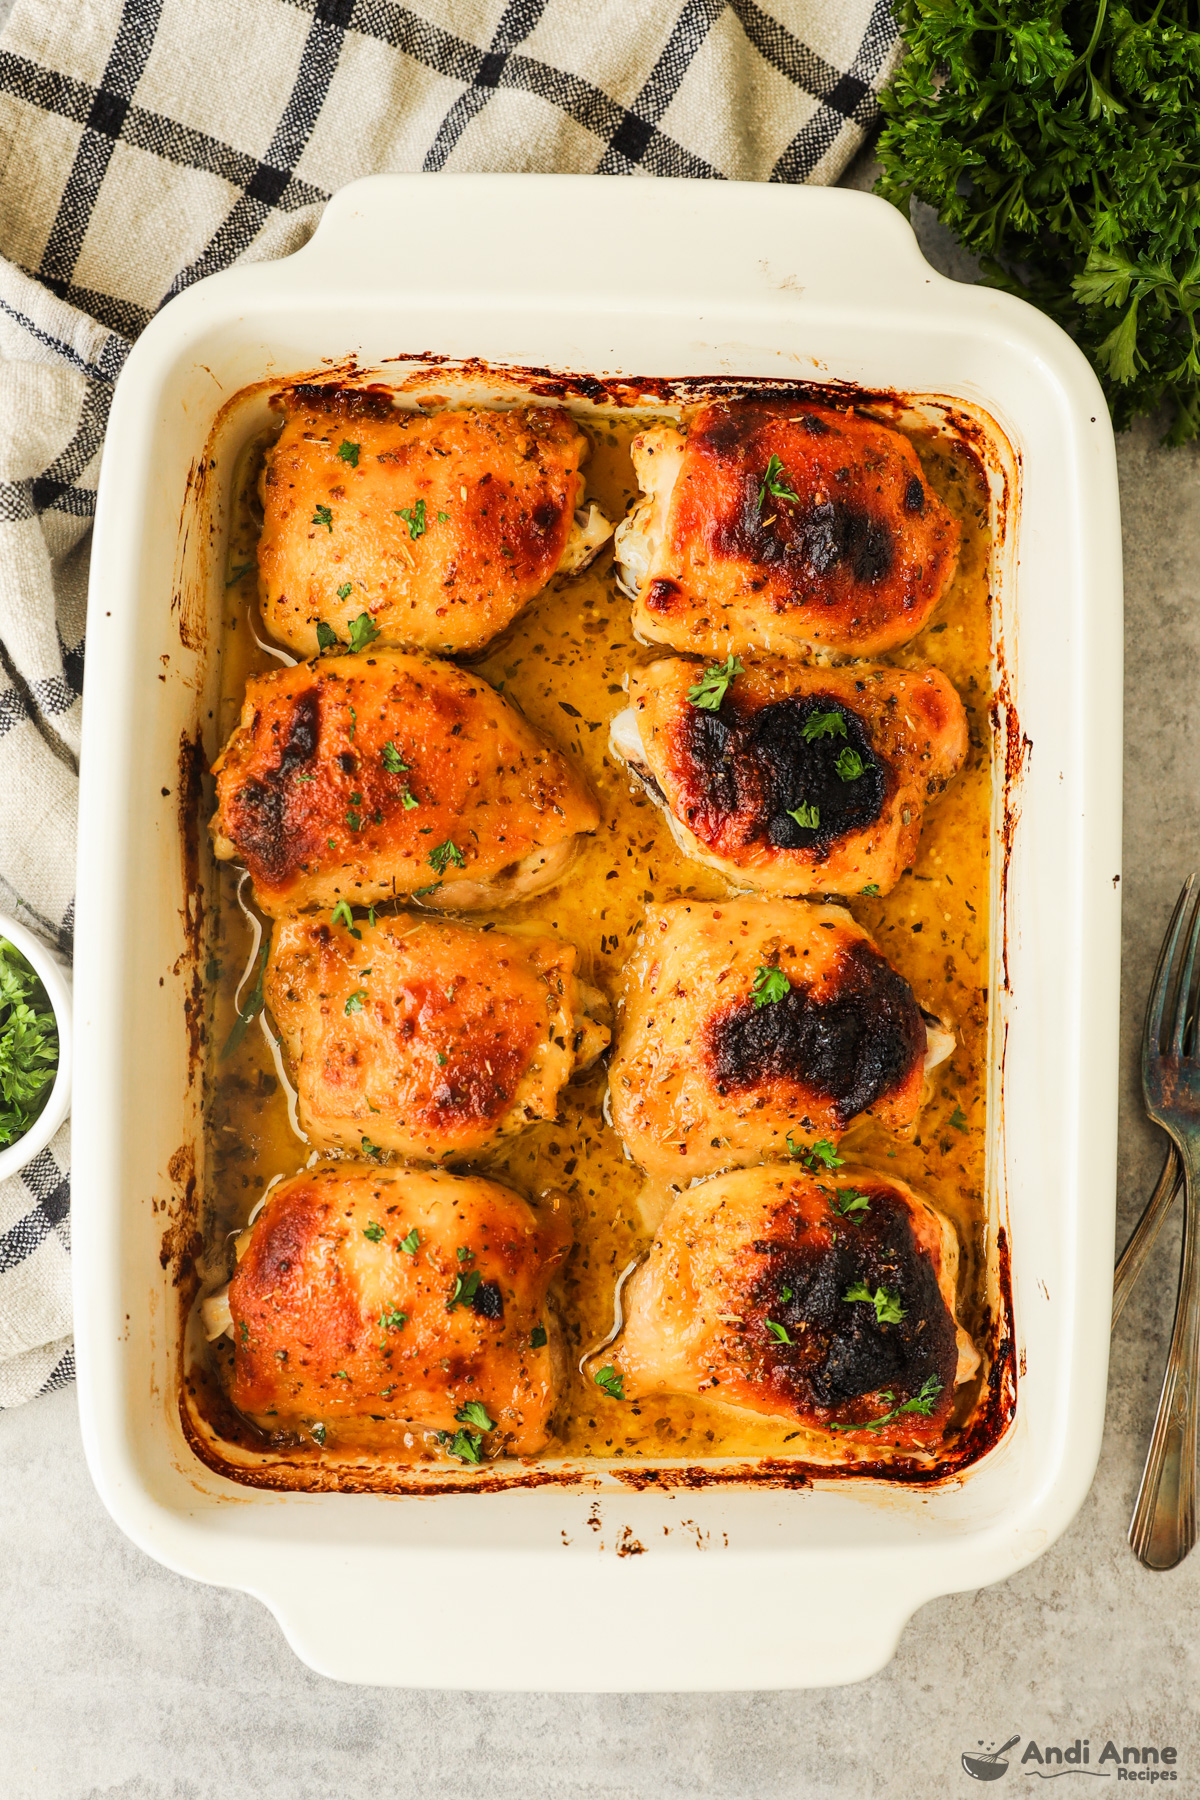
[361,1136,383,1159]
[828,1374,944,1434]
[800,709,847,743]
[336,581,352,602]
[787,1135,844,1172]
[312,504,333,532]
[832,1187,870,1220]
[835,747,868,783]
[751,965,789,1007]
[344,989,366,1014]
[437,510,449,522]
[594,1365,624,1400]
[398,1227,420,1255]
[429,839,466,875]
[381,740,408,774]
[530,1325,548,1349]
[764,1319,792,1345]
[436,1051,448,1067]
[779,1286,793,1305]
[346,805,362,832]
[346,611,380,653]
[949,1104,969,1132]
[331,900,361,938]
[379,1305,407,1333]
[446,1269,482,1312]
[440,1428,485,1464]
[843,1280,906,1325]
[397,499,427,540]
[787,802,820,830]
[457,1246,474,1263]
[347,705,357,740]
[310,1422,327,1446]
[363,1221,386,1242]
[219,940,269,1061]
[316,620,340,652]
[402,789,419,810]
[686,654,744,712]
[860,884,880,897]
[337,440,360,468]
[757,453,799,510]
[455,1400,495,1432]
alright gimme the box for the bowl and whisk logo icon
[962,1736,1021,1781]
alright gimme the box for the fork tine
[1146,875,1196,1067]
[1173,884,1200,1061]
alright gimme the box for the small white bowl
[0,911,72,1183]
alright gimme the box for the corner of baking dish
[74,176,1123,1689]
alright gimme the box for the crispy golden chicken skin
[610,656,967,898]
[210,648,599,917]
[264,913,610,1160]
[604,1163,978,1450]
[608,898,954,1180]
[216,1162,571,1456]
[258,388,612,658]
[615,402,960,659]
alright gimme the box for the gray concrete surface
[5,169,1200,1798]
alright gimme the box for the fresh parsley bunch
[877,1,1200,441]
[0,940,59,1149]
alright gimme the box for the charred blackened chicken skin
[210,648,599,916]
[603,1163,979,1450]
[265,913,610,1160]
[203,1162,571,1458]
[615,402,960,659]
[610,656,967,897]
[258,388,611,658]
[609,898,954,1180]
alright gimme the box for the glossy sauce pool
[198,405,992,1475]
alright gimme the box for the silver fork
[1130,873,1200,1569]
[1113,1143,1183,1330]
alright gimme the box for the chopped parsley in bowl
[0,938,60,1150]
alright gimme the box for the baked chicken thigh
[211,648,599,916]
[264,913,610,1160]
[605,1163,978,1449]
[610,656,967,897]
[258,388,612,658]
[608,898,954,1180]
[205,1162,570,1457]
[615,402,960,659]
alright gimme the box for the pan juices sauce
[201,402,993,1475]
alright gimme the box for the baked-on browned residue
[189,365,1018,1495]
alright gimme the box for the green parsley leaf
[949,1103,969,1132]
[316,620,340,652]
[530,1324,548,1349]
[786,1135,845,1172]
[344,989,366,1014]
[379,1305,407,1332]
[310,1422,327,1446]
[398,1227,420,1255]
[440,1427,485,1464]
[336,581,352,603]
[312,504,333,532]
[347,705,357,740]
[800,709,846,743]
[757,453,799,510]
[363,1221,386,1242]
[751,965,790,1007]
[843,1280,906,1325]
[828,1374,944,1434]
[779,1286,793,1304]
[832,1187,871,1220]
[457,1246,474,1262]
[382,740,408,774]
[402,789,419,810]
[219,939,269,1061]
[346,611,380,653]
[786,802,820,830]
[860,884,880,897]
[835,747,868,783]
[397,499,427,540]
[436,1051,448,1067]
[455,1400,495,1432]
[331,900,361,939]
[686,654,744,712]
[337,440,360,468]
[361,1137,383,1160]
[446,1269,483,1312]
[764,1319,792,1345]
[594,1364,624,1400]
[429,839,466,875]
[437,510,449,522]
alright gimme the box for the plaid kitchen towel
[0,0,901,1405]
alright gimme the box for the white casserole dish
[74,174,1123,1690]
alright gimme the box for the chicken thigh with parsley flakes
[615,401,960,659]
[210,647,599,917]
[609,655,967,898]
[264,913,610,1162]
[608,898,955,1181]
[602,1162,978,1451]
[257,388,611,658]
[203,1162,571,1458]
